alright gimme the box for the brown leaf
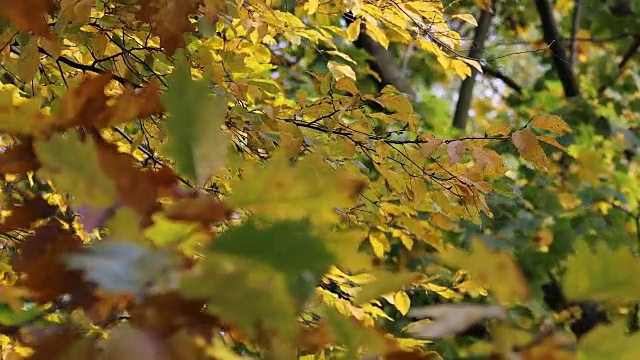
[93,134,179,226]
[0,0,54,39]
[471,146,505,175]
[128,293,221,338]
[76,202,122,233]
[13,222,97,306]
[99,82,165,128]
[28,331,95,360]
[136,0,199,55]
[512,130,548,169]
[0,196,56,232]
[56,73,112,128]
[163,195,231,226]
[446,140,466,165]
[0,141,40,176]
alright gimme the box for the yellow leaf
[346,18,361,42]
[326,50,357,64]
[452,14,478,27]
[537,134,567,151]
[307,0,318,15]
[335,77,358,95]
[394,291,411,315]
[486,122,511,136]
[438,237,530,303]
[369,231,389,259]
[511,130,548,169]
[446,140,466,165]
[354,271,421,304]
[366,22,389,49]
[420,138,444,156]
[451,59,472,79]
[327,61,356,80]
[471,146,505,175]
[463,58,483,73]
[564,241,640,304]
[579,320,640,360]
[475,0,492,10]
[530,115,572,134]
[17,39,40,83]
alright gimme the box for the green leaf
[64,241,177,296]
[579,320,640,360]
[34,131,118,207]
[208,220,336,306]
[162,56,228,186]
[228,151,364,224]
[0,303,43,326]
[180,253,298,340]
[563,241,640,303]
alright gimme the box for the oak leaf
[136,0,199,55]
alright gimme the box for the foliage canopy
[0,0,639,359]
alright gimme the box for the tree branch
[452,7,495,130]
[569,0,584,68]
[597,35,640,95]
[481,65,523,95]
[534,0,580,98]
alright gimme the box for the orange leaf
[530,115,572,134]
[446,140,466,165]
[0,0,54,39]
[0,141,40,176]
[136,0,199,55]
[512,130,548,169]
[471,146,505,175]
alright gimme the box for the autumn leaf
[406,304,506,339]
[438,238,530,303]
[347,18,362,41]
[328,60,357,80]
[162,57,228,186]
[0,0,53,38]
[34,131,118,208]
[447,140,466,165]
[512,129,548,169]
[208,220,336,306]
[563,241,640,303]
[530,115,572,134]
[135,0,198,55]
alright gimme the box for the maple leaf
[0,0,53,39]
[13,222,98,306]
[34,131,119,208]
[563,241,640,304]
[228,151,365,224]
[161,57,228,186]
[438,237,530,303]
[93,134,178,225]
[135,0,199,55]
[208,220,336,306]
[65,241,178,297]
[0,196,56,232]
[55,73,112,129]
[180,252,299,341]
[0,141,40,176]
